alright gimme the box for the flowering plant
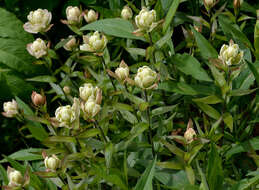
[0,0,259,189]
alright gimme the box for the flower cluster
[219,41,244,66]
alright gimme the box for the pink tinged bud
[31,91,46,106]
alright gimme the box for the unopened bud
[63,86,71,94]
[203,0,214,10]
[66,6,82,25]
[44,155,60,171]
[115,60,129,81]
[121,6,133,20]
[184,128,196,144]
[84,9,98,23]
[31,91,46,106]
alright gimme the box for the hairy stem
[94,120,108,143]
[144,90,155,157]
[101,56,117,91]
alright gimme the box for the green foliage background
[0,0,259,189]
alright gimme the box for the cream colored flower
[121,6,133,20]
[63,36,77,51]
[79,83,98,101]
[135,7,157,32]
[84,9,98,23]
[44,155,60,171]
[66,6,82,25]
[27,38,47,59]
[115,60,129,81]
[8,168,23,187]
[81,99,101,119]
[134,66,157,89]
[55,105,76,127]
[219,41,244,66]
[2,99,18,118]
[80,31,108,52]
[23,9,52,33]
[184,128,196,144]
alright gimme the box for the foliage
[0,0,259,189]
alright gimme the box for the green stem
[148,32,157,70]
[144,90,155,157]
[94,120,108,143]
[101,56,117,91]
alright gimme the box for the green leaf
[81,18,145,40]
[208,64,227,88]
[26,75,57,83]
[120,110,138,124]
[92,164,128,190]
[0,148,42,163]
[195,102,221,120]
[43,136,76,144]
[161,139,185,158]
[155,170,193,188]
[226,137,259,160]
[105,142,114,169]
[254,19,259,60]
[15,96,48,141]
[77,128,100,138]
[192,95,222,104]
[159,81,216,96]
[247,60,259,87]
[191,26,218,59]
[196,160,209,190]
[157,161,184,170]
[171,53,212,82]
[185,165,195,185]
[207,144,224,190]
[0,164,8,185]
[134,157,157,190]
[223,112,233,132]
[151,105,177,116]
[163,0,181,33]
[230,175,259,190]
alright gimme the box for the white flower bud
[80,31,108,52]
[204,0,214,8]
[184,128,196,144]
[79,83,97,101]
[84,9,98,23]
[66,6,82,24]
[63,86,71,94]
[8,169,23,187]
[134,66,157,89]
[3,99,18,118]
[135,7,156,32]
[27,38,47,59]
[115,60,129,81]
[121,6,133,20]
[55,105,76,127]
[44,155,60,171]
[82,100,101,118]
[23,9,52,34]
[63,36,77,51]
[219,41,243,66]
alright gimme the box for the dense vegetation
[0,0,259,189]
